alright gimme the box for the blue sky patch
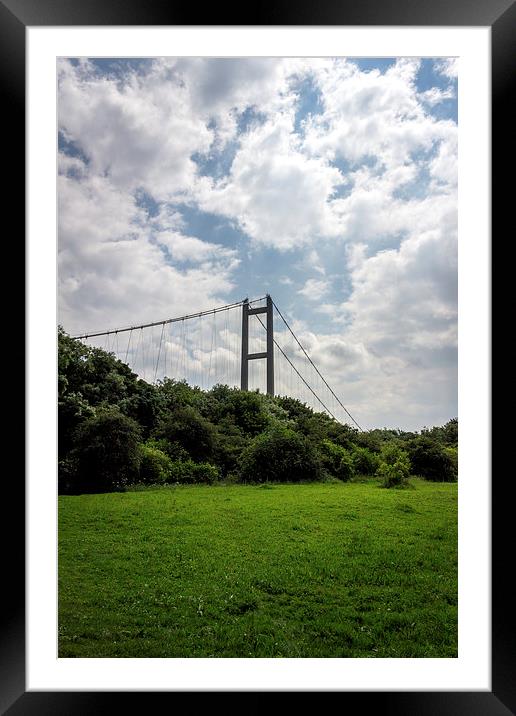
[135,190,161,218]
[192,139,239,180]
[417,59,458,123]
[351,58,397,74]
[58,131,89,165]
[237,106,268,134]
[88,57,153,77]
[292,75,324,134]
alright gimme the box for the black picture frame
[4,0,509,712]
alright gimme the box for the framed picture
[6,0,508,711]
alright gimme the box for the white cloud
[168,57,297,147]
[419,86,455,106]
[297,278,330,300]
[58,56,458,429]
[429,133,458,189]
[191,57,457,256]
[307,250,326,275]
[195,113,343,249]
[58,161,238,334]
[434,58,459,80]
[58,59,213,201]
[311,216,458,427]
[155,231,238,265]
[302,58,431,167]
[58,152,88,178]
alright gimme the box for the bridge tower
[241,294,274,396]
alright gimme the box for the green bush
[138,443,173,484]
[377,461,407,488]
[376,443,411,488]
[351,446,380,475]
[154,406,216,462]
[422,418,458,447]
[147,436,190,462]
[444,446,458,475]
[238,426,322,483]
[407,436,457,482]
[167,459,219,484]
[336,451,355,481]
[71,407,142,492]
[58,456,79,494]
[319,439,355,481]
[212,418,248,476]
[218,389,270,436]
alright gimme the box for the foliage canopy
[58,328,457,492]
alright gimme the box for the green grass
[58,479,457,658]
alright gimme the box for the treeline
[58,327,458,494]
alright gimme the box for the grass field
[58,479,457,658]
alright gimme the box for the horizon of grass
[58,478,457,658]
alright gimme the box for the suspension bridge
[73,295,362,430]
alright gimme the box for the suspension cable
[71,293,362,429]
[71,296,267,340]
[271,300,362,431]
[253,314,336,420]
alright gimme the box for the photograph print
[57,56,458,658]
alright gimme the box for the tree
[120,379,164,438]
[58,327,94,457]
[154,405,216,462]
[208,386,270,436]
[69,407,142,493]
[351,446,380,475]
[138,442,173,484]
[319,439,355,481]
[157,377,207,413]
[58,326,142,453]
[212,417,248,476]
[407,436,457,482]
[238,426,322,483]
[423,418,458,447]
[376,444,411,488]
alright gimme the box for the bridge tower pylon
[240,294,274,396]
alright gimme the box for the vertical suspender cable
[154,322,165,384]
[125,329,133,364]
[208,310,215,387]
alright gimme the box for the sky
[58,56,458,431]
